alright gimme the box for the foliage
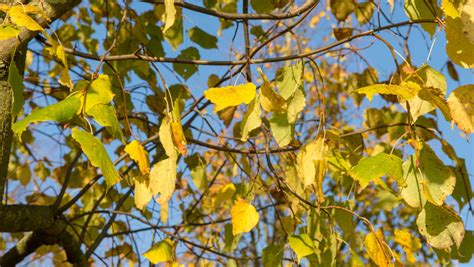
[0,0,473,266]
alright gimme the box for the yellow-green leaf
[159,115,177,158]
[71,128,121,187]
[87,103,124,143]
[163,0,176,32]
[417,203,465,249]
[404,0,441,35]
[230,199,259,235]
[0,25,20,40]
[444,0,474,68]
[288,234,316,263]
[134,175,152,210]
[143,239,175,264]
[125,140,150,174]
[350,153,403,188]
[240,95,261,141]
[297,136,327,190]
[365,230,393,267]
[269,113,293,147]
[356,81,421,101]
[8,5,43,32]
[204,83,257,112]
[149,157,176,205]
[447,84,474,133]
[394,229,421,263]
[84,74,115,111]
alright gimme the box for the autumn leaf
[365,230,393,267]
[134,175,152,210]
[143,239,175,264]
[171,119,187,155]
[8,5,44,32]
[447,84,474,134]
[124,140,150,174]
[204,83,257,112]
[149,157,177,205]
[230,199,259,235]
[394,229,421,263]
[356,81,421,101]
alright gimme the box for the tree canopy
[0,0,473,266]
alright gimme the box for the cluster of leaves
[1,0,473,266]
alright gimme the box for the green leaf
[269,113,293,147]
[356,81,421,102]
[418,145,456,206]
[8,61,25,117]
[173,47,200,80]
[71,128,121,187]
[275,62,303,100]
[164,8,183,50]
[240,95,262,141]
[350,153,403,188]
[12,94,81,138]
[143,239,175,264]
[224,223,241,252]
[251,0,276,13]
[288,234,316,263]
[262,244,284,267]
[286,85,306,124]
[416,202,464,249]
[188,26,218,49]
[87,104,125,143]
[447,84,474,134]
[85,75,115,111]
[400,157,427,208]
[404,0,441,35]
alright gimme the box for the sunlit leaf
[447,84,474,133]
[204,83,257,112]
[356,82,421,102]
[125,140,150,175]
[71,128,121,187]
[444,0,474,68]
[8,5,44,32]
[417,203,465,249]
[365,230,393,267]
[269,113,293,147]
[350,153,403,188]
[143,239,175,264]
[134,175,152,210]
[297,136,327,201]
[230,199,259,235]
[275,63,303,100]
[404,0,441,35]
[12,93,81,138]
[163,0,176,33]
[149,157,177,205]
[159,115,177,158]
[258,69,287,113]
[288,234,316,263]
[171,119,187,156]
[0,25,20,40]
[240,95,262,141]
[87,103,124,143]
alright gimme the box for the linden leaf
[134,175,152,210]
[8,5,44,32]
[230,199,259,235]
[416,203,465,249]
[171,119,187,156]
[350,153,403,188]
[159,115,177,158]
[149,157,176,205]
[447,84,474,134]
[71,128,121,187]
[204,83,257,112]
[356,82,421,101]
[297,136,327,201]
[84,74,115,111]
[143,239,175,264]
[365,230,393,267]
[12,93,81,139]
[0,25,20,40]
[240,95,262,141]
[125,140,150,175]
[288,234,316,263]
[394,229,421,263]
[87,104,125,143]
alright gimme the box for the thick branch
[142,0,318,20]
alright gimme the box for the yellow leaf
[230,199,259,235]
[258,68,287,113]
[125,140,150,174]
[204,83,257,112]
[159,115,177,158]
[297,136,327,190]
[160,201,169,224]
[447,84,474,133]
[444,0,474,68]
[149,157,176,205]
[394,229,421,263]
[163,0,176,32]
[56,45,73,89]
[356,81,421,101]
[0,25,20,40]
[143,239,175,264]
[8,5,44,32]
[365,230,393,267]
[134,175,152,210]
[171,120,187,156]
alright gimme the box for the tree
[0,0,472,265]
